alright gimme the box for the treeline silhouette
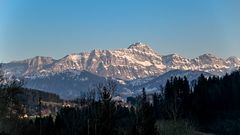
[1,69,240,135]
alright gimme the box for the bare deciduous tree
[0,64,25,133]
[96,80,117,102]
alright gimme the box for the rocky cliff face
[3,42,240,80]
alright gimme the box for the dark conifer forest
[1,69,240,135]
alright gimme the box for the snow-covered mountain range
[4,42,240,79]
[2,42,240,99]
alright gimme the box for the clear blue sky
[0,0,240,62]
